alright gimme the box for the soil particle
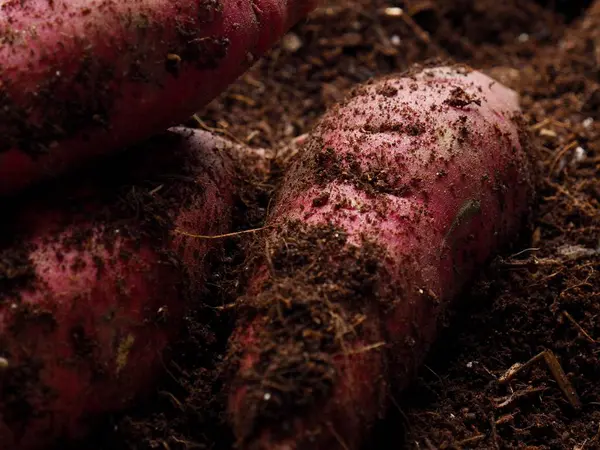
[0,247,35,302]
[443,86,482,108]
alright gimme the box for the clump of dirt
[227,222,385,446]
[72,1,599,449]
[0,247,35,301]
[443,86,482,108]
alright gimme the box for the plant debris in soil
[74,1,599,449]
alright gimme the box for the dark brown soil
[74,1,599,449]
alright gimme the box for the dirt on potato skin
[0,0,229,156]
[226,221,388,447]
[0,129,240,448]
[74,1,598,450]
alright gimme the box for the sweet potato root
[0,128,246,449]
[225,65,535,449]
[0,0,317,196]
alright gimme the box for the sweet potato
[0,128,245,450]
[225,65,535,449]
[0,0,317,196]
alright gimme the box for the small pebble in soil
[383,7,403,17]
[282,33,303,53]
[571,146,587,166]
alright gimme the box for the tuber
[0,128,245,450]
[225,65,535,450]
[0,0,317,196]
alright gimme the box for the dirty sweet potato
[225,65,535,450]
[0,128,245,450]
[0,0,317,196]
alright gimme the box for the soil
[71,0,598,449]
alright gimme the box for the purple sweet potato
[0,0,317,196]
[0,128,247,449]
[226,65,535,449]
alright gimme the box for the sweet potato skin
[0,0,317,196]
[0,129,238,450]
[226,65,535,449]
